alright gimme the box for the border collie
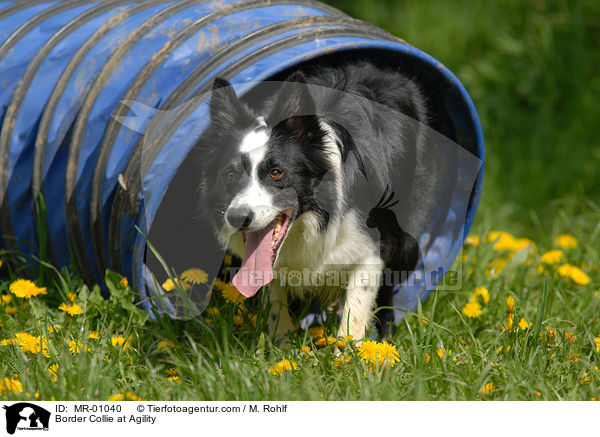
[197,61,437,340]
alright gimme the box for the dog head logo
[3,403,50,434]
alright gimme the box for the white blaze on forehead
[238,125,269,185]
[239,126,269,154]
[230,123,278,228]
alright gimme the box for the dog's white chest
[272,209,380,298]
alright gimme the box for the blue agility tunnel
[0,0,483,319]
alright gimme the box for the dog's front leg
[267,282,295,341]
[338,258,384,341]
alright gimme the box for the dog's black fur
[197,60,438,339]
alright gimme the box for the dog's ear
[268,71,320,140]
[209,77,254,129]
[269,71,315,118]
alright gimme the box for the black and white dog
[197,61,438,340]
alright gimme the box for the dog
[197,60,437,340]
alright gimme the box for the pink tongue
[232,228,274,297]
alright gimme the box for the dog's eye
[269,168,283,179]
[225,170,235,181]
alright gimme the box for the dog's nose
[226,206,254,229]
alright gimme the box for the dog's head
[197,73,341,296]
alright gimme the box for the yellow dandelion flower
[556,263,572,277]
[0,376,23,394]
[67,292,77,302]
[108,393,124,401]
[58,302,83,316]
[212,279,228,290]
[2,335,19,346]
[300,345,311,355]
[88,331,99,340]
[540,250,564,265]
[308,326,325,338]
[7,333,51,357]
[424,353,431,364]
[464,235,479,247]
[68,339,85,354]
[314,336,337,347]
[221,284,246,303]
[167,375,181,382]
[47,324,62,334]
[545,327,557,339]
[377,342,400,367]
[268,360,297,376]
[570,268,590,286]
[436,348,452,359]
[554,234,577,250]
[204,307,219,317]
[534,390,542,397]
[506,296,515,313]
[119,277,128,288]
[1,294,13,305]
[422,317,429,326]
[582,372,591,384]
[358,340,380,364]
[334,355,351,368]
[564,332,576,343]
[504,314,514,331]
[472,286,490,304]
[181,268,209,284]
[481,382,495,396]
[110,336,131,350]
[557,264,590,286]
[125,392,142,401]
[337,335,352,350]
[488,231,516,251]
[462,300,482,318]
[48,364,59,382]
[594,336,600,353]
[9,279,47,299]
[157,340,174,352]
[4,306,17,314]
[514,238,534,252]
[249,314,257,327]
[161,277,191,292]
[518,317,530,330]
[486,257,507,277]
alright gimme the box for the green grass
[1,0,599,401]
[1,206,599,400]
